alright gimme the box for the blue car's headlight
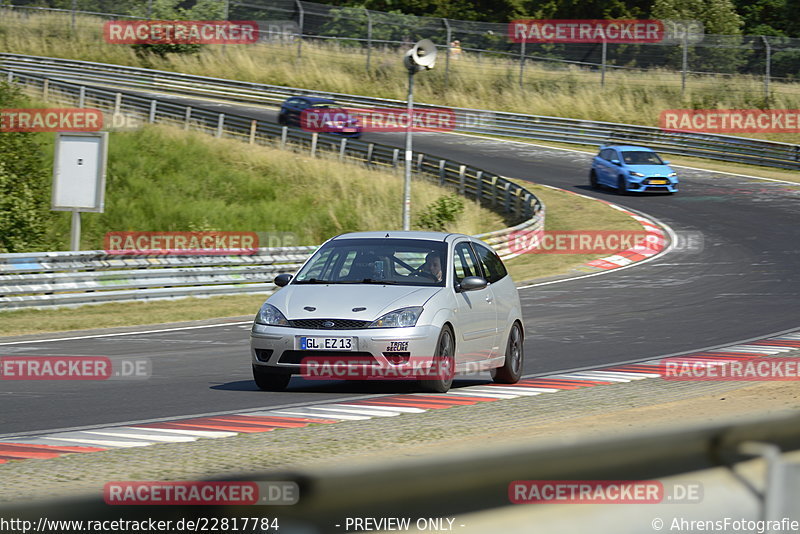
[255,303,289,326]
[629,171,645,177]
[369,306,423,328]
[669,172,677,177]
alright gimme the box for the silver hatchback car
[250,231,524,393]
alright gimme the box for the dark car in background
[278,96,362,138]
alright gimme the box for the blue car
[590,145,678,194]
[278,96,361,138]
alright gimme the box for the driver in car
[420,252,443,282]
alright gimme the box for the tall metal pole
[403,71,414,231]
[762,35,771,104]
[518,41,526,89]
[70,211,81,251]
[601,39,607,87]
[365,9,372,72]
[295,0,304,60]
[681,32,688,97]
[443,19,452,91]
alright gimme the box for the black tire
[617,175,628,195]
[418,325,455,393]
[491,322,523,384]
[252,365,291,391]
[589,169,599,189]
[277,114,287,126]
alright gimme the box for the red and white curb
[1,330,798,464]
[585,206,666,270]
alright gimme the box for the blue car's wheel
[617,175,628,195]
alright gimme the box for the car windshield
[294,238,447,286]
[621,151,664,165]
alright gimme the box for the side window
[600,148,615,161]
[453,242,481,283]
[473,242,508,283]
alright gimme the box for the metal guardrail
[3,53,799,170]
[0,62,544,309]
[3,411,799,532]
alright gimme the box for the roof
[602,145,656,152]
[332,231,463,242]
[296,96,336,104]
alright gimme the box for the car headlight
[369,306,423,328]
[669,172,677,177]
[629,172,645,177]
[255,303,289,326]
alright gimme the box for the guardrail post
[503,183,512,214]
[491,176,498,208]
[392,148,399,168]
[149,100,157,123]
[458,165,466,195]
[78,85,85,107]
[114,93,122,115]
[310,133,318,157]
[475,170,483,202]
[438,160,446,185]
[6,71,12,84]
[249,120,257,144]
[366,143,374,164]
[514,188,522,218]
[339,138,347,161]
[184,106,191,130]
[216,113,225,138]
[43,78,49,100]
[280,126,288,149]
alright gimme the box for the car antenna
[385,233,390,238]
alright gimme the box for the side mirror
[662,160,671,165]
[457,276,488,292]
[610,159,621,166]
[274,273,293,287]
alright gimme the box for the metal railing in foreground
[3,411,799,532]
[0,67,543,309]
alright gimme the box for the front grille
[279,351,376,364]
[289,318,370,329]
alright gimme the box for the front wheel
[491,322,523,384]
[589,169,599,189]
[617,175,628,195]
[418,326,455,393]
[253,365,291,391]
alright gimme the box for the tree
[0,83,54,253]
[652,0,743,35]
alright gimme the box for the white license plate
[299,336,356,351]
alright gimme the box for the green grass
[40,124,506,250]
[3,11,800,145]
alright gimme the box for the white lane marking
[267,410,370,421]
[334,404,425,414]
[127,427,237,438]
[715,345,795,353]
[0,321,252,346]
[499,386,560,393]
[82,431,196,442]
[442,391,519,399]
[548,374,631,382]
[582,371,652,380]
[316,405,400,416]
[462,386,540,396]
[45,437,154,447]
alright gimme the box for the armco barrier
[0,63,544,309]
[3,53,799,170]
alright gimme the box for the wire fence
[3,0,800,99]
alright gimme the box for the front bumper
[627,177,678,193]
[250,323,441,378]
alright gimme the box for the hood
[268,284,442,321]
[627,164,673,177]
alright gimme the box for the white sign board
[52,132,108,212]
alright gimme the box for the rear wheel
[252,365,291,391]
[418,326,455,393]
[589,169,599,189]
[491,322,523,384]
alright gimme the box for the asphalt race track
[1,90,798,436]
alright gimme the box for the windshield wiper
[293,278,333,284]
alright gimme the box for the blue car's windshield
[294,239,447,287]
[622,151,664,165]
